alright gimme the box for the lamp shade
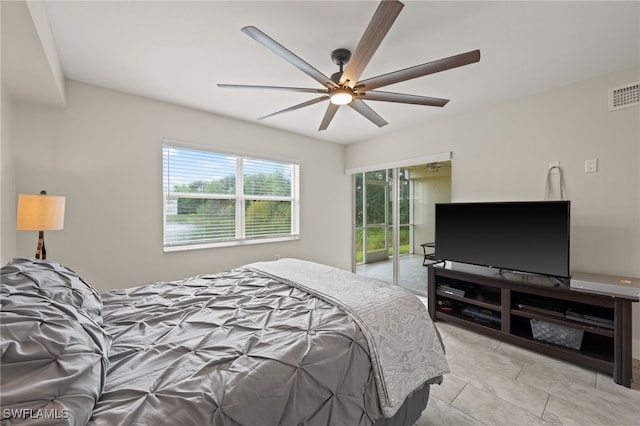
[16,193,66,231]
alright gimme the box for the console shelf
[511,308,615,338]
[436,288,500,310]
[427,262,638,387]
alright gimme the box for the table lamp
[16,190,66,260]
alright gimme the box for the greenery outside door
[355,169,412,266]
[364,172,389,263]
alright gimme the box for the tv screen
[435,201,570,278]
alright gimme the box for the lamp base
[35,231,46,260]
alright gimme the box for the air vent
[608,82,640,111]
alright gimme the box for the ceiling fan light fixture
[330,88,353,105]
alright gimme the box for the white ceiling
[5,1,640,145]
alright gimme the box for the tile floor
[356,254,428,295]
[416,314,640,425]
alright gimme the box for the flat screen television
[435,201,570,278]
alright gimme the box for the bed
[0,257,448,425]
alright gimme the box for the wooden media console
[427,262,638,387]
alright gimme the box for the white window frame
[163,139,300,252]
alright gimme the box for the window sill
[164,235,300,253]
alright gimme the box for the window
[163,141,299,251]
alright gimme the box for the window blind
[163,143,299,249]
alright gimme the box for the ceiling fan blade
[340,0,404,88]
[356,49,481,91]
[319,103,340,131]
[359,90,449,107]
[242,26,338,89]
[218,84,327,94]
[258,95,329,121]
[348,99,388,127]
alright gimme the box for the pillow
[1,258,111,425]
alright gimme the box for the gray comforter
[249,259,449,417]
[1,259,111,425]
[1,258,448,425]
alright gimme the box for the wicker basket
[530,319,584,350]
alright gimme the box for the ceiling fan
[218,0,480,131]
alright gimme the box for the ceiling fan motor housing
[330,48,352,84]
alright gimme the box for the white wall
[10,80,351,291]
[346,68,640,357]
[1,88,17,265]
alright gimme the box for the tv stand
[427,262,638,387]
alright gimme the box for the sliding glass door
[354,167,409,288]
[355,170,393,283]
[353,160,452,295]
